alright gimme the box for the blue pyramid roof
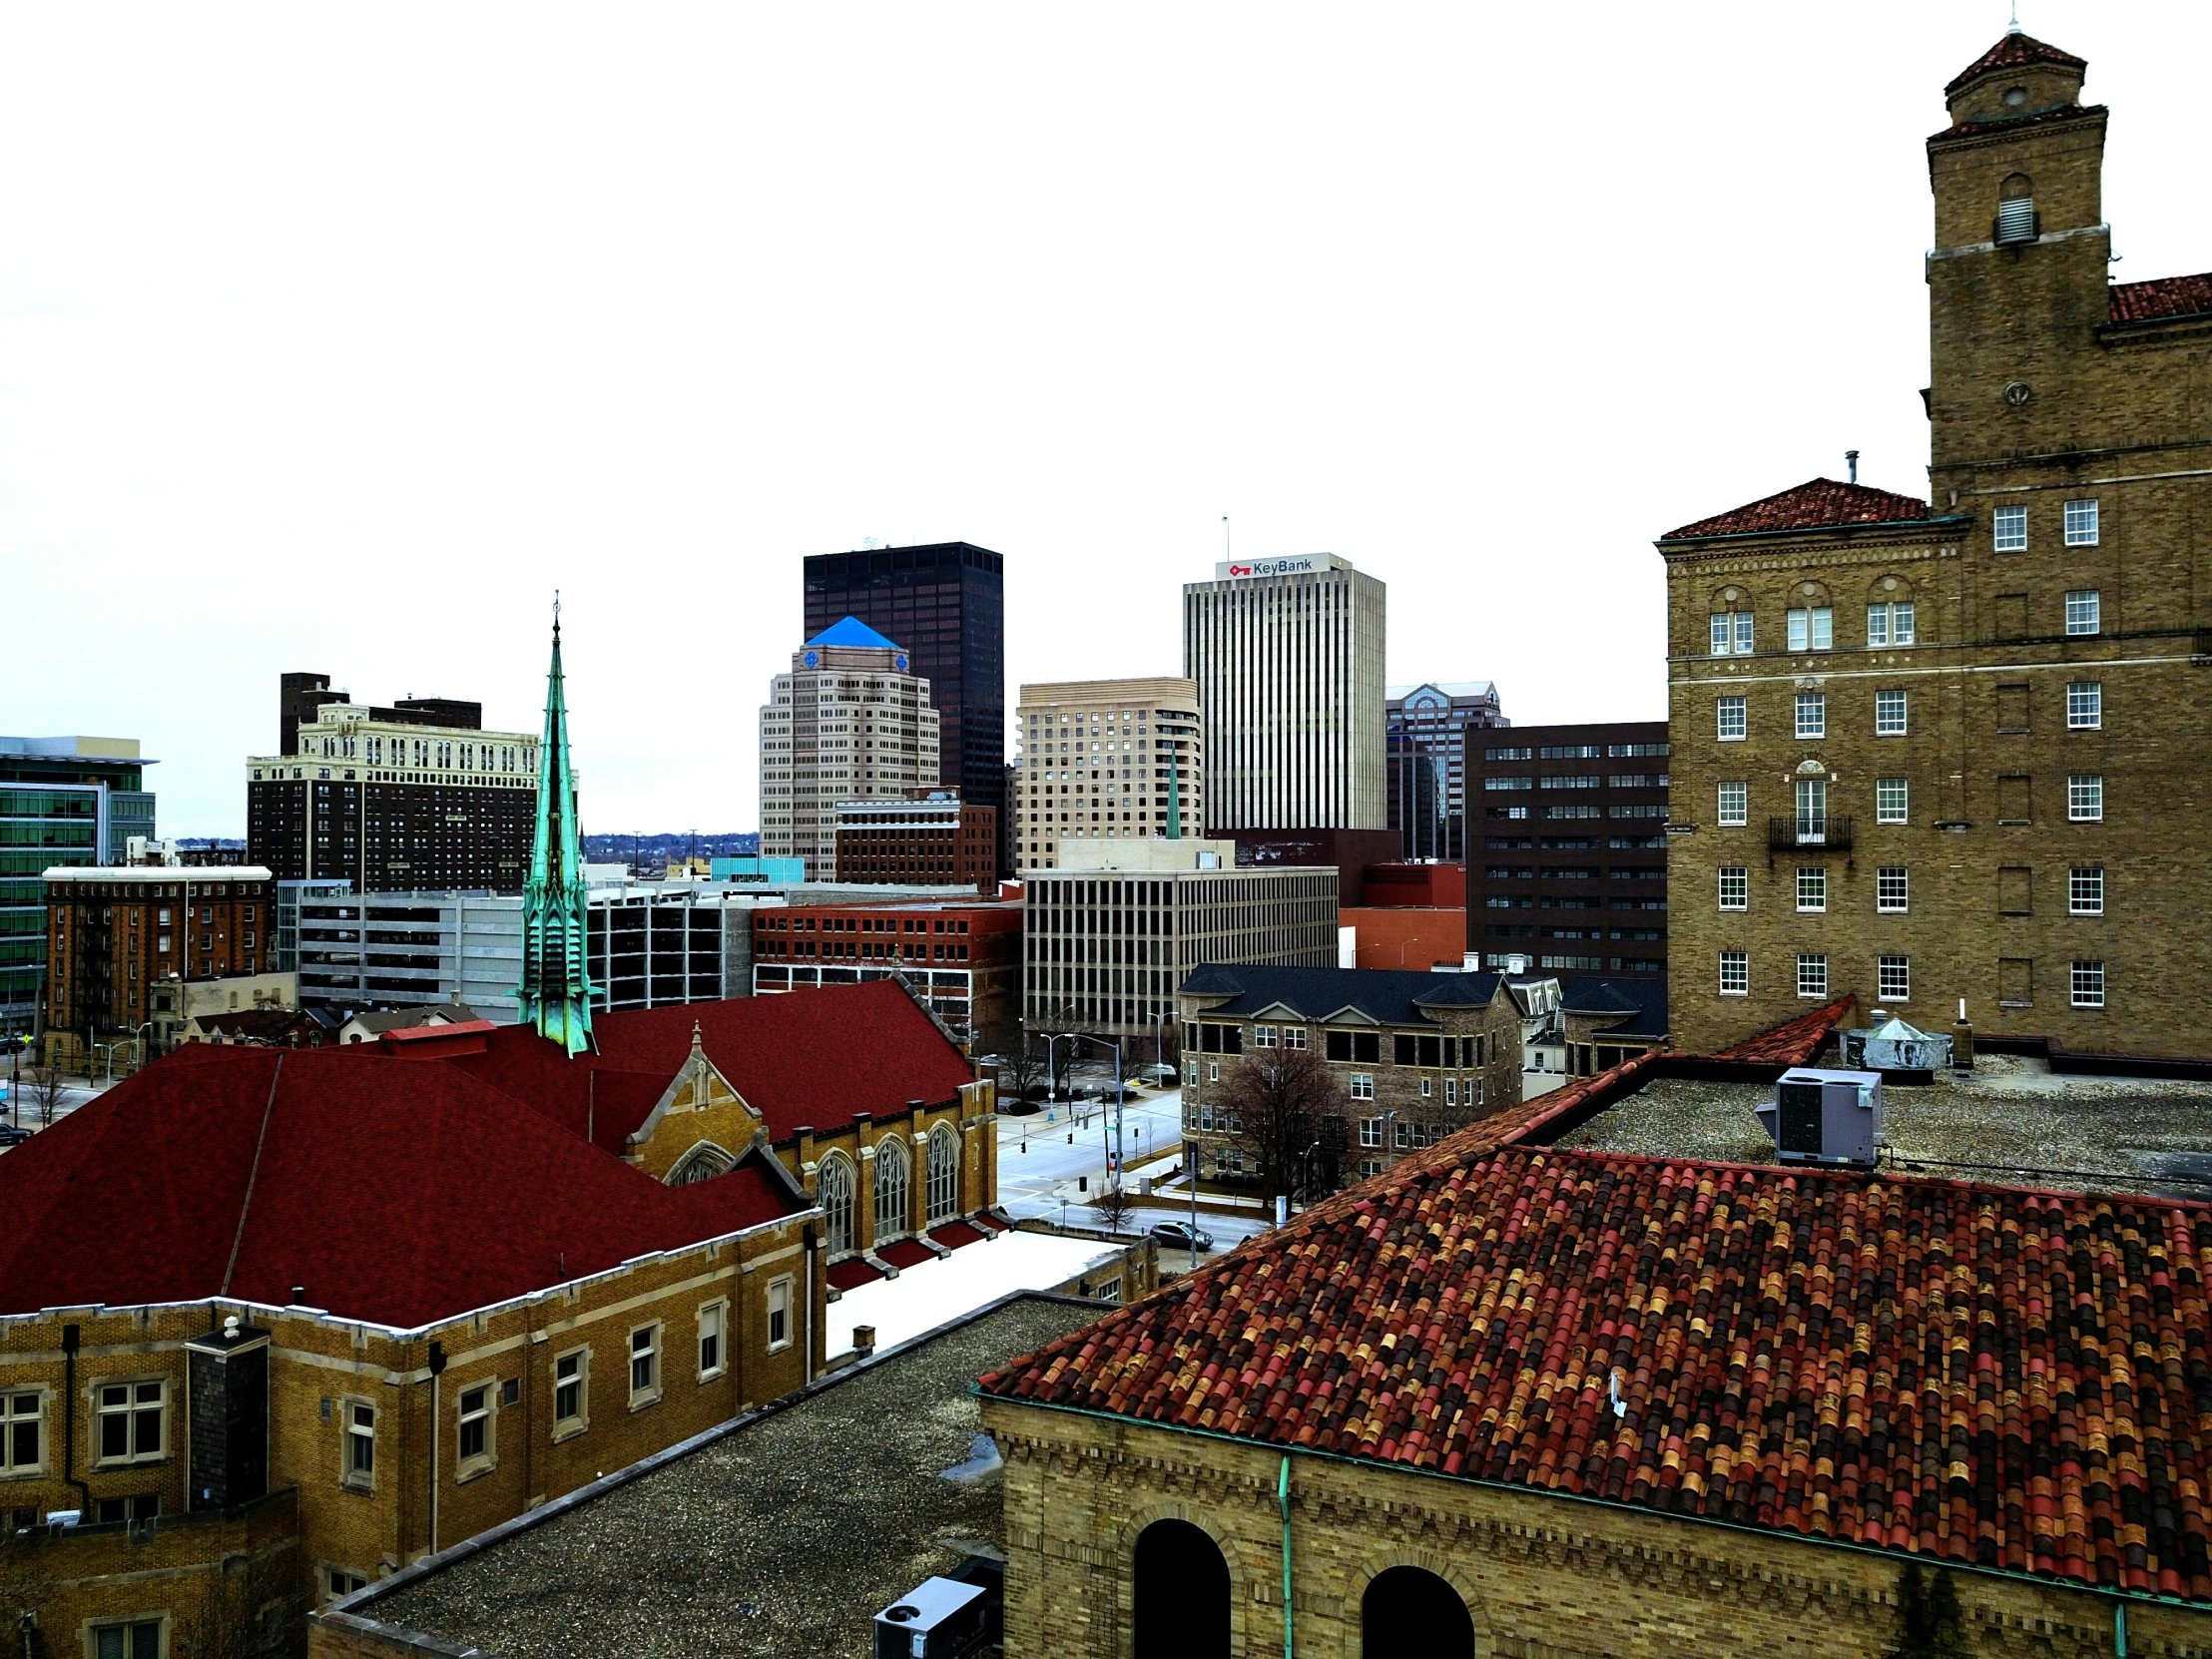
[807,615,901,651]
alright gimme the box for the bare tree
[1218,1046,1340,1202]
[980,1015,1045,1106]
[30,1062,65,1129]
[1089,1183,1138,1236]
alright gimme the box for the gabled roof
[1181,963,1502,1025]
[0,1048,802,1329]
[342,1001,480,1035]
[2109,274,2212,325]
[1945,29,2085,95]
[806,615,901,651]
[444,980,977,1151]
[1557,975,1668,1041]
[1661,478,1934,542]
[982,1131,2212,1602]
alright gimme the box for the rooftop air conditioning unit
[873,1576,989,1659]
[1756,1068,1884,1168]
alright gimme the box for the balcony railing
[1769,816,1851,852]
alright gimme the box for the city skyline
[4,7,2206,840]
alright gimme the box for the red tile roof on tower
[1662,479,1933,542]
[982,1137,2212,1601]
[2109,274,2212,324]
[1945,30,2086,96]
[0,1047,801,1329]
[443,981,977,1152]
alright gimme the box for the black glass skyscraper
[803,542,1006,870]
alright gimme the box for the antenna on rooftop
[2007,0,2020,33]
[1846,450,1860,485]
[1222,516,1230,560]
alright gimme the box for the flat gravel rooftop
[1557,1053,2212,1199]
[360,1294,1099,1659]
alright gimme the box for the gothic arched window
[873,1138,911,1243]
[819,1153,855,1256]
[926,1124,960,1224]
[669,1143,735,1186]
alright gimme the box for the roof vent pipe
[1846,450,1860,485]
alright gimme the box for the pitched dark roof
[1662,478,1933,542]
[1556,976,1668,1041]
[984,1142,2212,1601]
[343,1001,481,1035]
[1181,963,1503,1025]
[2109,274,2212,325]
[0,1048,802,1328]
[445,980,978,1151]
[1945,30,2086,95]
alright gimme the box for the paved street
[0,1075,105,1145]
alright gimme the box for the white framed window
[456,1383,493,1472]
[1786,607,1833,652]
[95,1380,166,1465]
[1349,1073,1375,1101]
[2064,589,2100,635]
[629,1325,662,1406]
[1875,690,1908,735]
[1717,866,1748,910]
[1207,1062,1219,1082]
[1794,693,1825,740]
[2067,775,2103,822]
[767,1278,794,1353]
[1709,612,1755,655]
[2,1390,44,1474]
[2066,682,2101,729]
[1282,1027,1307,1049]
[1252,1024,1277,1048]
[1360,1159,1384,1179]
[1184,1061,1198,1085]
[1719,950,1748,996]
[1796,867,1827,912]
[1867,601,1917,647]
[2069,866,2104,915]
[698,1301,728,1379]
[327,1568,370,1602]
[343,1400,375,1488]
[1717,782,1747,827]
[1358,1117,1384,1148]
[1444,1079,1458,1106]
[2063,498,2099,546]
[1717,697,1746,741]
[554,1349,589,1434]
[1878,955,1911,1002]
[1877,865,1909,912]
[1418,1077,1432,1098]
[91,1621,162,1659]
[2071,960,2105,1008]
[1876,778,1909,825]
[1796,954,1829,999]
[1993,503,2027,552]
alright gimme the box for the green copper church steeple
[515,603,594,1054]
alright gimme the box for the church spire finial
[515,608,595,1055]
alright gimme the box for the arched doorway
[1133,1518,1230,1658]
[1362,1565,1473,1658]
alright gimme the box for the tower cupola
[1942,29,2086,127]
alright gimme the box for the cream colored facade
[760,642,940,880]
[1015,679,1201,869]
[246,709,538,793]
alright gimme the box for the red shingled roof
[982,1143,2212,1600]
[2109,274,2212,325]
[1945,31,2085,96]
[444,981,974,1151]
[1711,995,1856,1064]
[1662,479,1932,541]
[0,1048,799,1329]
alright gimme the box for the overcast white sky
[3,3,2205,837]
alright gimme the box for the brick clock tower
[1659,30,2212,1056]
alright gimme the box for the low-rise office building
[832,792,997,891]
[1015,678,1202,869]
[752,895,1022,1042]
[1467,720,1670,978]
[1176,963,1522,1187]
[1021,838,1338,1040]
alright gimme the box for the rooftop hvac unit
[1756,1068,1884,1168]
[873,1576,989,1659]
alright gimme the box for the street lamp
[1050,1031,1125,1186]
[130,1020,156,1072]
[92,1039,125,1088]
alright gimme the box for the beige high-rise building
[760,617,939,879]
[1015,679,1201,870]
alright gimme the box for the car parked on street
[1148,1220,1214,1252]
[0,1123,31,1148]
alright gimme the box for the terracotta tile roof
[1712,995,1856,1064]
[2109,274,2212,325]
[981,1139,2212,1600]
[0,1048,801,1329]
[1662,480,1932,542]
[442,981,977,1151]
[1945,31,2085,95]
[1933,102,2102,142]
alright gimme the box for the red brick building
[752,897,1022,1043]
[832,792,997,891]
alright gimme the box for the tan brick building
[1177,963,1522,1189]
[1016,678,1202,869]
[1663,30,2212,1056]
[0,980,1003,1655]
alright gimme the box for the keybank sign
[1213,554,1335,581]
